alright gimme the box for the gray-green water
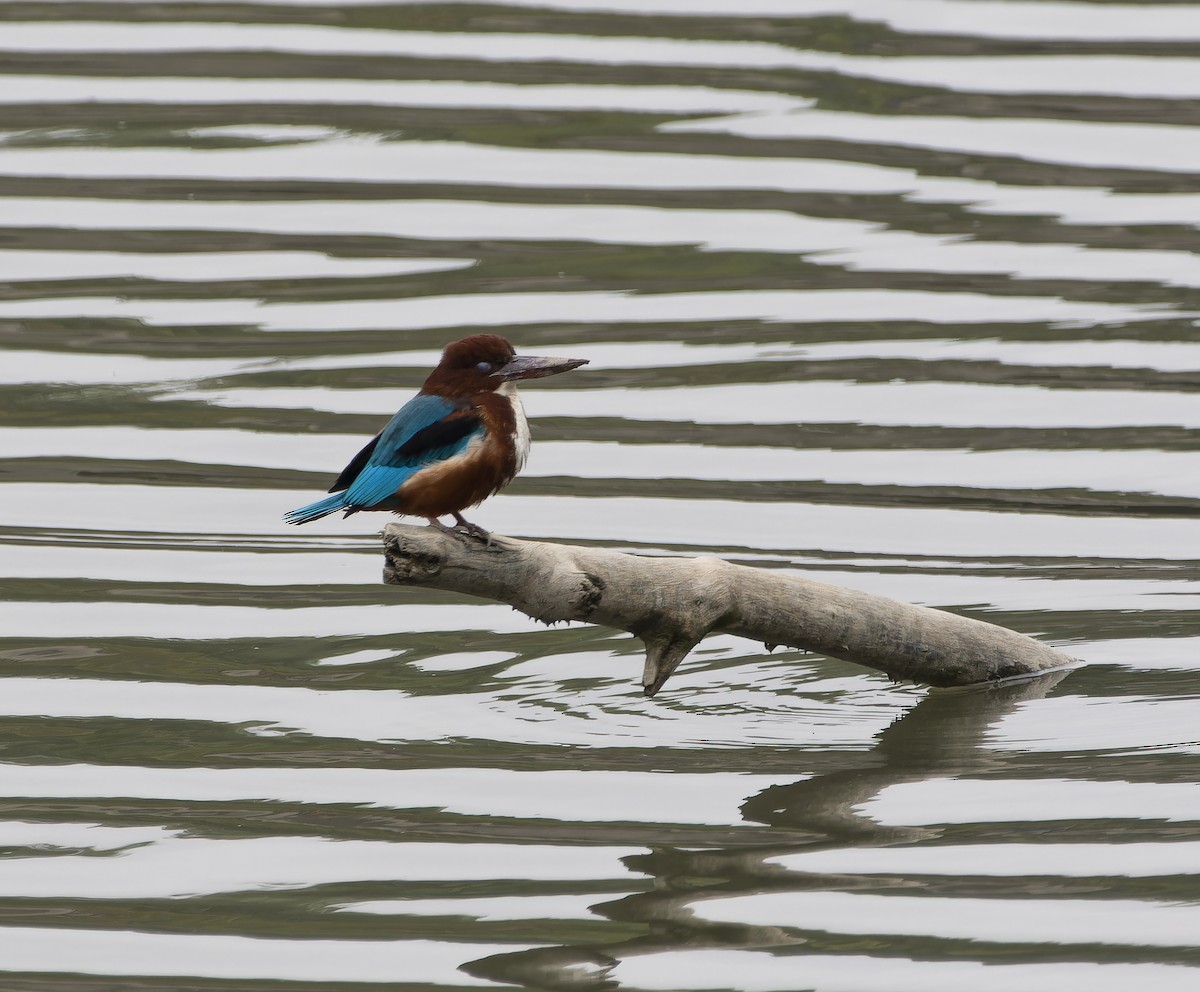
[1,1,1199,988]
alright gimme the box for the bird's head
[424,334,588,397]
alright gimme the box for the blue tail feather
[283,492,351,526]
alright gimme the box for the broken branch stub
[382,524,1078,696]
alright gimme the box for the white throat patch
[499,381,531,472]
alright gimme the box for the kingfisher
[284,334,588,539]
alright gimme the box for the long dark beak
[496,354,589,380]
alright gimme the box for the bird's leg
[451,511,493,546]
[424,516,465,539]
[423,514,493,547]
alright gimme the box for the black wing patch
[328,432,381,493]
[394,413,483,462]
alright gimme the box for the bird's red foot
[425,514,493,547]
[451,512,493,546]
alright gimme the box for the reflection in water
[1,0,1199,989]
[466,671,1072,984]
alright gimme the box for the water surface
[1,1,1198,989]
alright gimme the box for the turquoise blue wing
[340,394,484,508]
[285,394,483,524]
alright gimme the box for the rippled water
[2,0,1199,988]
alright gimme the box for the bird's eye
[476,361,493,373]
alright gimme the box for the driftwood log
[382,524,1079,696]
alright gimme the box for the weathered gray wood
[382,523,1079,696]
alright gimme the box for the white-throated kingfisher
[284,334,588,538]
